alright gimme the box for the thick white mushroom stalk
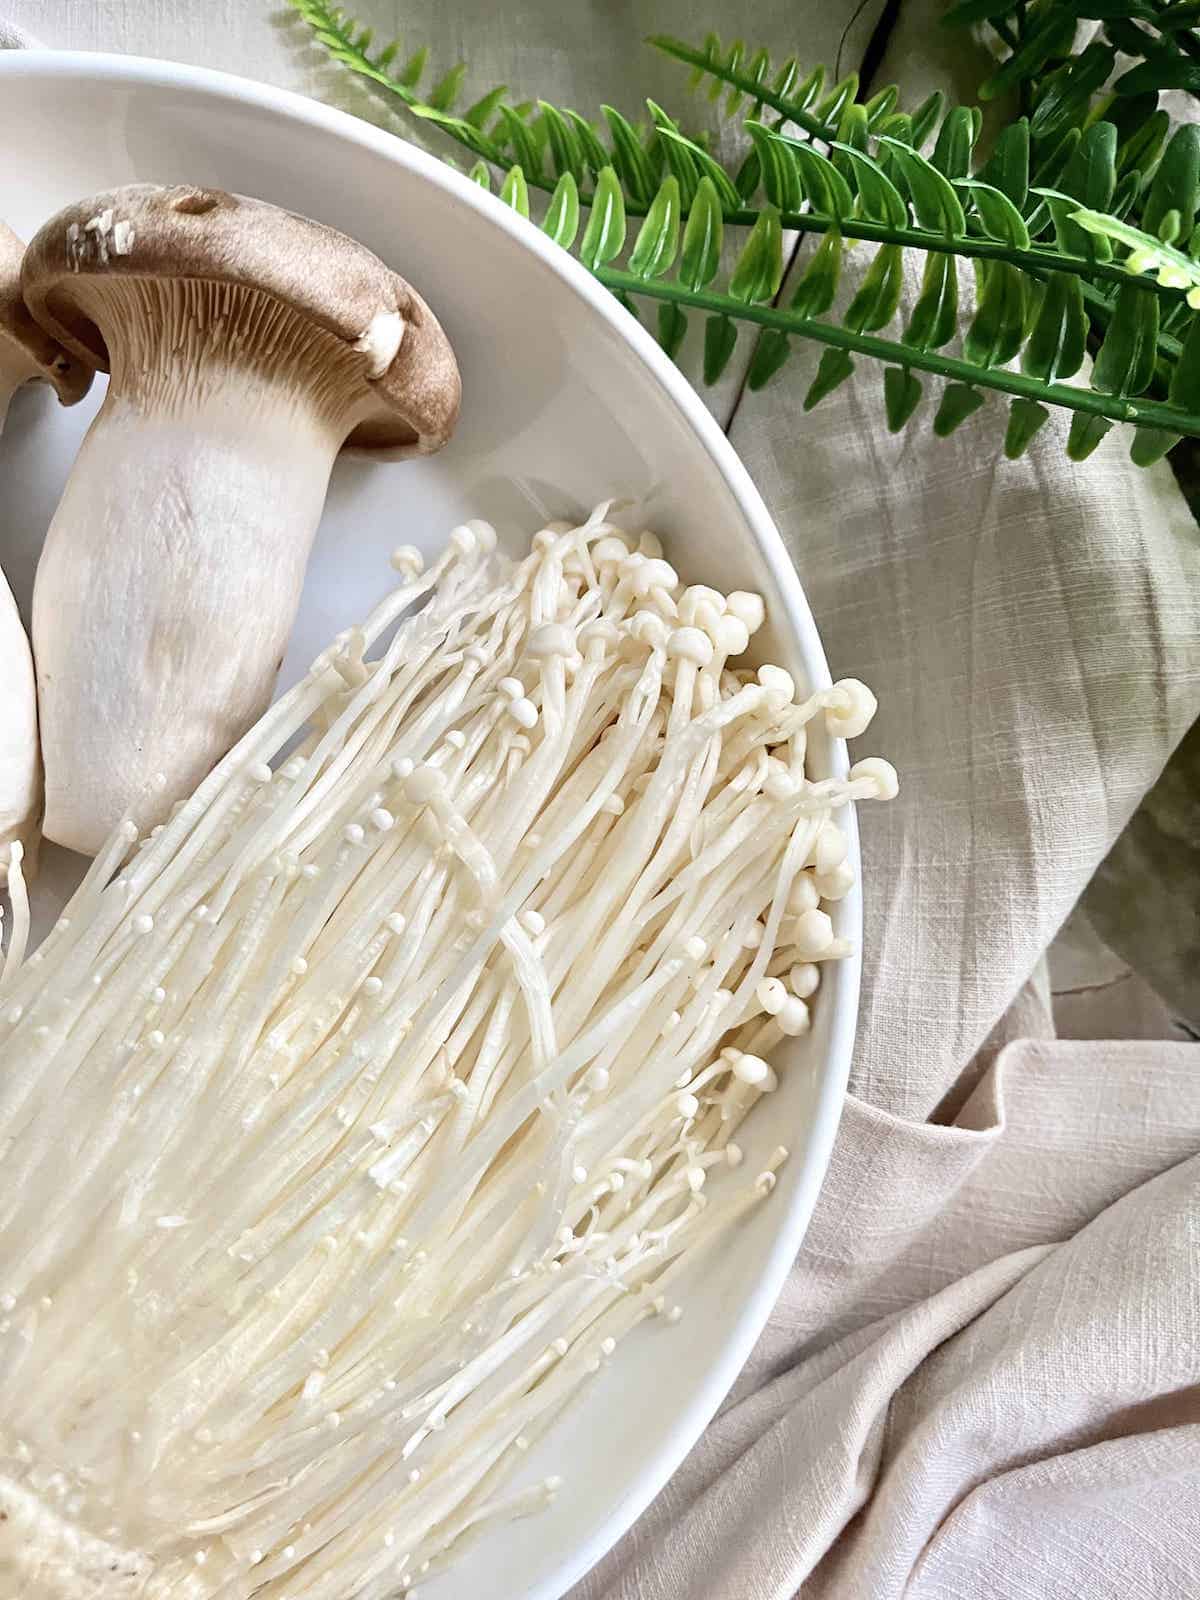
[0,509,894,1599]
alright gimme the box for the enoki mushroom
[0,507,895,1599]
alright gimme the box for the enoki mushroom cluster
[0,508,894,1599]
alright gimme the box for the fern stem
[486,163,1188,301]
[528,172,1185,304]
[764,214,1183,301]
[527,163,1184,304]
[596,267,1200,435]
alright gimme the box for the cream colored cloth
[571,330,1200,1590]
[5,2,1200,1596]
[576,1042,1200,1599]
[573,3,1200,1595]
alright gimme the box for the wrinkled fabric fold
[575,1045,1200,1599]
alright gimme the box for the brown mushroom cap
[20,185,460,456]
[0,221,92,406]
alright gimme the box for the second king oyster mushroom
[22,184,461,856]
[0,221,92,882]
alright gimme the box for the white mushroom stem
[33,278,403,856]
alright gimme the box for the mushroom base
[0,1473,151,1598]
[0,1469,252,1597]
[33,386,343,855]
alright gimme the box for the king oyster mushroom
[21,184,461,855]
[0,221,92,882]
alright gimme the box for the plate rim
[0,48,861,1599]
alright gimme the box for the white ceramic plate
[0,52,859,1600]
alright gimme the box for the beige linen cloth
[566,8,1200,1597]
[5,2,1200,1595]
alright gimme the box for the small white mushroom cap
[824,679,878,740]
[849,757,900,800]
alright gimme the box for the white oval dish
[0,51,859,1600]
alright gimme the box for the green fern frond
[288,2,1183,295]
[291,0,707,214]
[649,33,837,141]
[943,0,1200,108]
[290,0,1200,465]
[594,189,1200,444]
